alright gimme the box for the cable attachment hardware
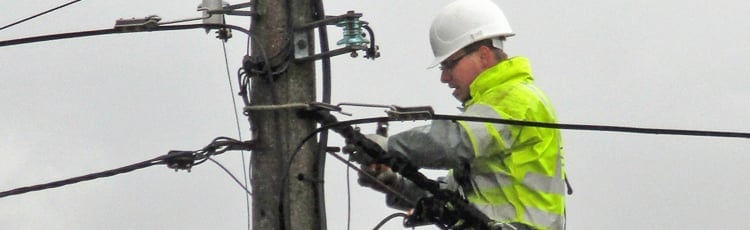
[306,102,352,116]
[333,102,434,121]
[114,15,162,32]
[165,151,196,172]
[197,0,228,30]
[197,0,253,41]
[386,106,435,121]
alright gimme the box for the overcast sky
[2,1,750,230]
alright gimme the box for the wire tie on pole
[243,103,310,113]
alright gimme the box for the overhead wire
[0,0,82,31]
[0,136,253,199]
[207,158,253,196]
[346,162,352,230]
[0,16,262,229]
[245,1,253,56]
[0,23,254,48]
[221,41,252,230]
[0,152,182,198]
[429,114,750,139]
[307,114,750,140]
[312,1,333,230]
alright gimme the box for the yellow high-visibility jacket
[386,57,565,229]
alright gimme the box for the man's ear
[477,46,496,68]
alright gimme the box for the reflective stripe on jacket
[387,57,565,230]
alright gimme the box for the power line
[429,114,750,139]
[0,0,82,31]
[0,23,253,47]
[310,114,750,140]
[207,158,253,196]
[0,137,254,199]
[346,165,352,230]
[0,151,186,199]
[221,41,252,230]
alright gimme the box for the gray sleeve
[387,120,475,170]
[382,104,501,210]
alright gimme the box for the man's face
[439,50,483,102]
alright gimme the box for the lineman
[359,0,566,229]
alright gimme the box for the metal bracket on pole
[207,2,255,16]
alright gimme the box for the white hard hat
[428,0,515,68]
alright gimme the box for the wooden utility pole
[249,0,319,229]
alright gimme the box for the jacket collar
[464,56,534,106]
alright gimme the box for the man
[359,0,566,229]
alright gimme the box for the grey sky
[2,1,750,229]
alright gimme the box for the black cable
[429,114,750,139]
[0,151,191,199]
[373,213,409,230]
[315,0,332,104]
[189,137,253,167]
[237,67,255,109]
[0,136,252,202]
[0,23,253,48]
[313,1,333,229]
[0,0,82,31]
[276,102,311,230]
[362,24,378,59]
[246,1,253,55]
[346,162,352,230]
[309,115,750,140]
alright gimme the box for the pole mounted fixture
[293,11,380,62]
[335,11,369,47]
[196,0,254,39]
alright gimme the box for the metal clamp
[386,106,435,121]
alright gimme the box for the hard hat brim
[427,34,515,69]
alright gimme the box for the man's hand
[358,164,401,194]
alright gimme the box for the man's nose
[440,70,450,83]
